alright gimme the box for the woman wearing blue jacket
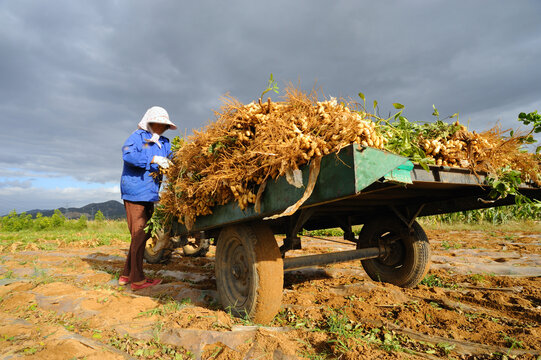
[119,106,176,290]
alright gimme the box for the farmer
[119,106,176,290]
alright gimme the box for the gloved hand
[152,156,172,169]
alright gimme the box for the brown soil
[0,228,539,359]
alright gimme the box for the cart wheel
[182,237,210,257]
[144,229,172,264]
[358,217,430,288]
[215,223,283,324]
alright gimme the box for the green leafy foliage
[144,204,170,237]
[518,111,541,133]
[318,309,444,356]
[379,115,432,170]
[487,168,522,200]
[486,167,541,209]
[420,274,458,289]
[171,136,185,152]
[0,210,93,232]
[0,220,130,253]
[376,104,463,171]
[260,73,279,100]
[207,136,237,155]
[33,213,50,230]
[426,203,541,224]
[76,215,88,229]
[417,120,461,140]
[94,210,105,222]
[0,211,32,231]
[517,111,541,153]
[51,209,66,227]
[502,334,524,351]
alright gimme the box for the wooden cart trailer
[145,144,541,323]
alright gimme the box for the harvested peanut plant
[155,84,540,230]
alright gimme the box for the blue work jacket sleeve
[165,139,172,159]
[122,133,155,170]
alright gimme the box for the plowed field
[0,226,540,359]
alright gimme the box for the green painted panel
[353,147,411,192]
[384,161,414,184]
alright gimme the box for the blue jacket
[120,129,172,202]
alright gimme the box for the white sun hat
[138,106,177,131]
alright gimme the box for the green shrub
[425,204,540,225]
[74,215,88,230]
[0,211,33,231]
[94,210,105,222]
[0,210,90,232]
[33,213,51,230]
[51,209,66,228]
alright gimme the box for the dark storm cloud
[0,1,540,212]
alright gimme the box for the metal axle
[283,247,380,270]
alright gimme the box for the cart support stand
[280,207,316,255]
[334,216,356,242]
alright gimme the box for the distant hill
[23,200,125,220]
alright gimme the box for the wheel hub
[221,239,251,300]
[232,252,248,280]
[232,263,246,279]
[378,232,405,267]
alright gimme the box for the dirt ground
[0,227,540,359]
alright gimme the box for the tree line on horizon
[0,209,107,232]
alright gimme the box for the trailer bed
[172,144,540,237]
[155,143,540,323]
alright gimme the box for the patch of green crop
[0,219,130,252]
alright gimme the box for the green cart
[144,144,541,323]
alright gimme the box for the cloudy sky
[1,1,540,215]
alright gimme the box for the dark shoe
[131,278,162,291]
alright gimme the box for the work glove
[152,156,172,169]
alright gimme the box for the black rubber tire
[358,217,430,288]
[182,238,210,257]
[215,223,283,324]
[144,231,172,264]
